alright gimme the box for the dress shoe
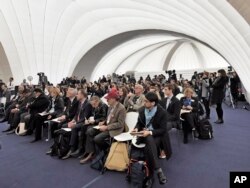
[30,138,41,143]
[78,152,88,159]
[214,119,224,124]
[159,150,166,159]
[70,149,82,158]
[62,150,72,160]
[0,119,7,123]
[80,153,94,164]
[46,149,52,155]
[157,171,167,184]
[145,177,154,188]
[22,130,33,136]
[2,128,12,132]
[6,129,15,135]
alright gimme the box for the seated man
[61,89,93,159]
[70,96,108,158]
[161,84,181,131]
[80,90,126,164]
[159,84,181,158]
[0,84,14,123]
[30,87,64,143]
[23,88,50,138]
[124,84,145,112]
[132,92,169,186]
[49,87,79,138]
[180,87,199,144]
[3,89,34,134]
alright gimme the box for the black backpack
[198,119,213,139]
[51,129,71,158]
[126,146,150,188]
[90,150,107,174]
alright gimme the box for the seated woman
[30,87,64,142]
[180,87,199,144]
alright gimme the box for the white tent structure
[0,0,250,100]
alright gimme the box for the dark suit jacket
[46,96,64,117]
[160,96,181,122]
[74,99,93,123]
[29,94,50,115]
[19,94,35,113]
[135,104,172,159]
[63,97,79,122]
[92,102,108,125]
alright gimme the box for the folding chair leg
[46,121,51,142]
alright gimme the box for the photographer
[201,71,210,119]
[210,69,228,124]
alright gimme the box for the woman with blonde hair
[180,87,199,143]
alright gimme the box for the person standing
[210,69,228,124]
[201,72,211,119]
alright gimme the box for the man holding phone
[132,92,170,187]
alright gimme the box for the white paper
[51,118,61,123]
[38,112,49,116]
[62,128,72,132]
[93,125,100,130]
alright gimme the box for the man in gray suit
[124,84,145,112]
[80,89,126,164]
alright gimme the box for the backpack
[90,150,106,173]
[127,159,150,188]
[126,146,150,188]
[198,119,213,139]
[104,142,129,171]
[50,129,71,158]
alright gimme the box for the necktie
[77,102,83,121]
[166,97,170,109]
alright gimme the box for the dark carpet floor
[0,103,250,188]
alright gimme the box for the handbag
[15,122,27,135]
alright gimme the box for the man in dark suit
[62,89,93,159]
[80,89,126,164]
[3,89,34,134]
[70,96,108,158]
[49,87,79,137]
[132,92,169,187]
[23,88,50,137]
[161,84,181,131]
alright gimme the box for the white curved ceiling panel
[168,42,200,70]
[115,41,177,74]
[0,0,250,100]
[90,35,177,81]
[135,42,176,72]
